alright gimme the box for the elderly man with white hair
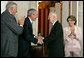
[38,12,65,57]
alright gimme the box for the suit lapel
[6,10,17,23]
[7,10,17,24]
[27,17,33,32]
[13,17,17,22]
[50,21,59,34]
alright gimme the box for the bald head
[48,12,58,24]
[49,12,57,17]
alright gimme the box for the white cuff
[20,25,23,27]
[42,37,44,39]
[34,36,36,38]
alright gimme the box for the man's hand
[37,35,43,44]
[19,16,25,26]
[35,35,43,39]
[68,30,76,38]
[37,38,43,45]
[37,35,43,39]
[68,33,72,38]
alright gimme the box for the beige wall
[1,1,8,14]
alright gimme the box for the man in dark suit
[1,2,25,57]
[38,12,65,57]
[18,9,43,57]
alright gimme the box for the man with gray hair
[18,8,43,57]
[1,2,25,57]
[38,12,65,57]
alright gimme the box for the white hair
[6,2,17,10]
[49,12,57,17]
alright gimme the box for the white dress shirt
[52,20,57,26]
[28,17,33,25]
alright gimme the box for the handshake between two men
[35,33,44,45]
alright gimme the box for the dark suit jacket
[43,21,65,57]
[1,10,23,57]
[18,17,38,57]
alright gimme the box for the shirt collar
[28,17,33,24]
[52,20,57,26]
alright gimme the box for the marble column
[62,1,69,28]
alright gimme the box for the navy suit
[18,17,38,57]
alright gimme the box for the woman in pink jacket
[63,15,82,57]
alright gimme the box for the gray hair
[6,2,17,10]
[27,8,36,17]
